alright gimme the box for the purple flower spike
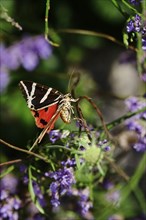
[78,189,93,217]
[49,130,62,143]
[34,35,52,59]
[48,167,76,208]
[0,189,21,220]
[125,96,146,152]
[33,181,46,207]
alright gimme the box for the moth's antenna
[67,67,75,93]
[68,68,80,98]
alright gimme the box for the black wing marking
[19,80,63,110]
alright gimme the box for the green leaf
[0,166,14,178]
[28,166,45,214]
[123,31,129,48]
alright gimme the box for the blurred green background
[0,0,140,150]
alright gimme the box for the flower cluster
[126,14,146,50]
[49,129,71,145]
[32,181,46,208]
[0,35,52,92]
[98,139,111,152]
[0,174,21,220]
[45,167,76,207]
[76,189,93,217]
[125,96,146,152]
[128,0,142,5]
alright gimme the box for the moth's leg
[74,102,92,141]
[29,108,61,151]
[38,111,61,143]
[77,96,111,140]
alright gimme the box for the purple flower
[98,139,111,151]
[18,35,52,71]
[141,73,146,81]
[33,35,52,59]
[141,111,146,119]
[125,119,146,152]
[133,135,146,151]
[104,145,111,151]
[1,174,18,193]
[18,38,39,71]
[126,14,146,51]
[46,167,76,208]
[127,20,135,32]
[0,68,10,93]
[70,188,93,218]
[126,15,141,33]
[128,0,142,5]
[126,120,143,134]
[5,44,21,70]
[125,96,146,112]
[0,189,9,200]
[32,213,46,220]
[142,37,146,50]
[0,189,21,220]
[21,51,39,71]
[0,35,52,73]
[106,190,120,204]
[61,158,76,167]
[108,214,123,220]
[33,181,46,207]
[49,185,60,207]
[125,96,146,152]
[49,130,62,143]
[78,189,93,216]
[103,181,114,190]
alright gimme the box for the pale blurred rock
[109,62,143,98]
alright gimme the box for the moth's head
[64,93,78,103]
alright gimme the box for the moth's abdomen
[60,107,71,124]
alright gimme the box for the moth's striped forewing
[19,80,63,130]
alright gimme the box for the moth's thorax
[59,93,78,123]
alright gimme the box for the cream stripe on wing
[27,82,36,108]
[20,81,36,108]
[40,88,52,103]
[20,81,30,99]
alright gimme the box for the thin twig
[0,5,22,31]
[75,103,92,141]
[0,139,48,162]
[104,155,129,181]
[30,109,61,151]
[78,96,112,140]
[58,29,137,52]
[0,159,22,167]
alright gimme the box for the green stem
[45,0,59,46]
[120,153,146,212]
[106,107,146,130]
[45,0,50,41]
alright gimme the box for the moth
[19,80,108,150]
[19,80,78,148]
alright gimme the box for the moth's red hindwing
[31,103,59,130]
